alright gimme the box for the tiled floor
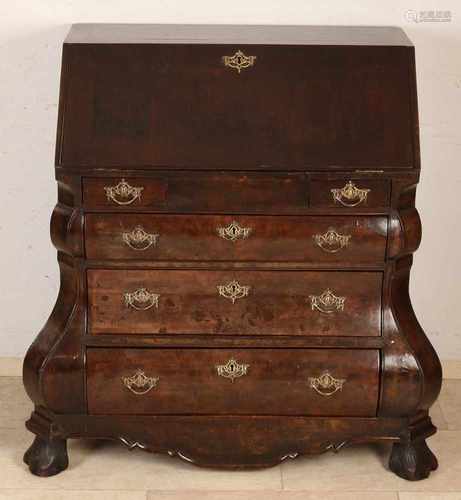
[0,377,460,500]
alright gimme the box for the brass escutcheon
[216,358,249,382]
[122,226,159,251]
[309,289,345,314]
[217,280,250,304]
[124,288,160,311]
[331,181,370,207]
[222,50,256,73]
[313,227,351,253]
[308,372,346,397]
[217,220,252,242]
[104,179,144,205]
[122,369,159,395]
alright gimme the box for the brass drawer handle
[216,358,249,382]
[217,220,252,242]
[122,226,159,251]
[124,288,159,311]
[217,280,250,304]
[122,369,159,395]
[309,289,345,314]
[331,181,370,207]
[222,50,256,73]
[313,227,351,253]
[104,179,144,205]
[308,372,346,397]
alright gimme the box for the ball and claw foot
[389,439,438,481]
[23,436,68,477]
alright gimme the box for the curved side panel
[50,204,84,257]
[380,256,442,416]
[23,258,78,408]
[380,259,421,417]
[392,259,442,410]
[381,177,440,417]
[387,208,421,259]
[23,193,86,414]
[400,208,422,256]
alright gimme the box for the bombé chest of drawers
[23,24,442,480]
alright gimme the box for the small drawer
[310,179,390,209]
[86,348,380,416]
[87,269,382,337]
[83,177,168,209]
[83,173,308,213]
[85,214,388,263]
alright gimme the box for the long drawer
[87,270,382,336]
[85,214,388,262]
[86,348,380,416]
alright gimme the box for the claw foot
[24,436,68,477]
[389,439,438,481]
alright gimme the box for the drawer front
[310,179,390,209]
[83,173,308,213]
[86,348,380,416]
[83,175,392,213]
[85,214,388,262]
[88,270,382,336]
[60,44,414,169]
[83,177,168,209]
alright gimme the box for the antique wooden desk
[23,24,441,480]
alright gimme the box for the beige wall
[1,1,460,359]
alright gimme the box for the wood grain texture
[85,214,387,262]
[83,177,168,209]
[310,179,391,208]
[29,409,436,469]
[23,436,68,477]
[86,348,380,416]
[87,269,383,336]
[83,172,309,213]
[65,24,413,46]
[23,24,441,479]
[23,177,86,414]
[59,43,414,168]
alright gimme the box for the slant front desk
[23,24,441,481]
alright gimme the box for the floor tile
[431,401,449,430]
[2,375,460,497]
[0,377,32,429]
[399,493,461,499]
[0,427,282,491]
[147,491,398,500]
[439,380,461,430]
[442,361,461,380]
[281,431,461,492]
[0,359,22,377]
[0,491,146,500]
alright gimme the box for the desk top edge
[64,24,413,46]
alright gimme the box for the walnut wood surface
[85,214,387,262]
[26,408,435,469]
[83,173,309,213]
[86,348,379,416]
[389,439,438,481]
[83,177,168,209]
[23,24,441,479]
[87,269,382,336]
[65,24,413,46]
[23,436,68,477]
[59,44,414,168]
[310,179,391,208]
